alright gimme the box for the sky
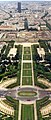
[0,0,51,1]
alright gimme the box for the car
[27,99,31,101]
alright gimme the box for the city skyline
[0,0,51,120]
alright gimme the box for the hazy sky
[0,0,51,1]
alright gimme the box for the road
[0,87,51,101]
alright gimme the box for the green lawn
[23,63,31,69]
[23,55,31,60]
[23,47,31,60]
[24,47,31,54]
[23,69,32,76]
[18,91,37,96]
[22,63,32,85]
[21,104,34,120]
[22,76,32,85]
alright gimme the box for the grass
[24,47,31,54]
[22,47,32,85]
[21,104,34,120]
[7,82,18,88]
[24,51,31,54]
[23,69,32,76]
[18,91,37,96]
[22,64,32,86]
[3,99,15,108]
[23,63,31,69]
[22,76,32,85]
[24,47,31,62]
[23,55,31,60]
[22,46,32,84]
[6,96,19,109]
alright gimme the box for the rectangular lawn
[21,104,34,120]
[24,47,31,54]
[23,55,31,60]
[22,76,32,85]
[23,63,31,69]
[23,69,32,76]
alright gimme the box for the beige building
[0,25,16,31]
[40,103,51,117]
[8,48,17,58]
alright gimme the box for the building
[40,103,51,117]
[40,21,46,30]
[8,48,17,58]
[18,2,21,13]
[0,25,16,31]
[24,18,28,30]
[37,46,45,59]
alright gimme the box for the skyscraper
[18,2,21,13]
[24,18,28,30]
